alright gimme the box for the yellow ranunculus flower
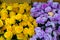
[15,14,22,20]
[19,21,27,26]
[22,14,28,21]
[0,2,37,40]
[0,19,3,27]
[27,21,33,28]
[7,6,13,10]
[1,3,7,9]
[9,17,15,25]
[13,3,19,8]
[33,20,37,27]
[23,2,29,9]
[18,4,24,9]
[0,36,5,40]
[5,18,10,25]
[6,25,12,32]
[9,11,16,17]
[18,7,24,14]
[26,6,31,12]
[23,37,27,40]
[23,28,29,35]
[15,26,23,33]
[28,16,34,22]
[4,31,13,39]
[16,33,24,40]
[1,9,8,20]
[5,17,15,25]
[28,28,34,36]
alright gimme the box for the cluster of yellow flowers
[0,2,37,40]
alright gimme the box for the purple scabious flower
[52,31,57,40]
[33,2,38,7]
[45,6,52,12]
[30,7,37,13]
[30,0,60,40]
[45,27,52,34]
[51,2,59,9]
[41,3,48,9]
[44,33,52,40]
[36,17,47,24]
[35,27,41,33]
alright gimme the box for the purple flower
[45,21,51,26]
[34,12,42,17]
[35,27,41,33]
[30,7,37,13]
[40,10,44,14]
[45,27,52,34]
[58,9,60,14]
[58,4,60,9]
[52,31,57,40]
[36,3,41,10]
[30,1,60,40]
[52,9,57,13]
[33,2,38,7]
[58,20,60,24]
[45,6,52,12]
[36,17,47,24]
[45,21,55,28]
[57,26,60,35]
[44,33,52,40]
[30,38,36,40]
[35,27,45,38]
[41,3,48,9]
[51,2,59,8]
[36,30,45,38]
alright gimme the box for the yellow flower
[0,19,3,27]
[13,3,19,8]
[5,18,10,25]
[18,4,24,9]
[23,28,28,35]
[26,6,31,12]
[18,7,24,14]
[22,14,28,21]
[11,25,16,34]
[1,3,7,9]
[0,3,37,40]
[7,6,13,10]
[1,9,8,20]
[23,37,28,40]
[16,33,24,40]
[19,21,27,26]
[9,17,15,25]
[0,36,5,40]
[23,2,29,9]
[27,21,34,28]
[9,11,16,17]
[33,20,37,27]
[5,17,15,25]
[6,25,12,32]
[4,31,13,39]
[28,16,34,22]
[15,14,22,20]
[12,7,19,13]
[28,28,34,36]
[15,26,23,33]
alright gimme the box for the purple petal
[45,6,52,12]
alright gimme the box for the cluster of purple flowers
[30,0,60,40]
